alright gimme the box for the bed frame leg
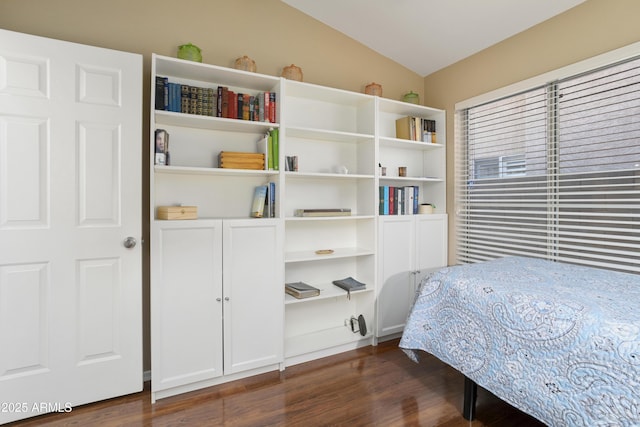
[463,376,477,420]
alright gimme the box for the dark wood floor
[8,339,546,426]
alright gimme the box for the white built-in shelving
[149,54,448,399]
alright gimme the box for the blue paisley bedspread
[399,256,640,426]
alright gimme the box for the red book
[269,92,276,123]
[263,92,270,122]
[228,91,237,119]
[221,86,229,118]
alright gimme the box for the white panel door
[0,29,142,424]
[150,220,223,402]
[223,219,283,375]
[377,216,415,337]
[415,214,448,281]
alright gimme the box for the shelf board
[379,136,444,150]
[286,126,373,143]
[155,54,280,91]
[284,322,373,358]
[285,247,375,263]
[377,97,443,116]
[284,285,373,305]
[155,110,278,133]
[154,165,278,177]
[285,79,373,106]
[379,176,443,183]
[285,171,374,180]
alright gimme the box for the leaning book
[285,282,320,299]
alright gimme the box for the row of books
[379,185,420,215]
[155,76,277,122]
[256,128,280,171]
[285,277,366,299]
[395,116,437,143]
[250,182,276,218]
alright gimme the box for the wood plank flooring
[7,339,546,426]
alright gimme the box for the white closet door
[0,29,142,424]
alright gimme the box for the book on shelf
[260,128,279,171]
[270,128,279,171]
[422,119,437,143]
[379,186,419,215]
[257,133,270,171]
[294,208,351,217]
[396,116,437,142]
[285,155,298,171]
[263,181,276,218]
[285,281,320,299]
[332,277,366,299]
[155,76,168,110]
[251,185,267,218]
[154,76,277,123]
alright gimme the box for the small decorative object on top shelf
[154,129,169,165]
[219,151,265,170]
[157,205,198,220]
[402,90,420,104]
[419,203,435,214]
[282,64,303,81]
[315,249,334,255]
[234,55,257,72]
[398,166,407,177]
[177,43,202,62]
[332,164,348,174]
[365,82,382,96]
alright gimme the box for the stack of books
[294,208,351,217]
[285,282,320,299]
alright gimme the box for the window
[456,55,640,274]
[474,154,526,179]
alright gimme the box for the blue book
[251,185,267,218]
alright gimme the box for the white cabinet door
[223,219,283,375]
[377,215,448,338]
[151,220,223,401]
[415,214,448,283]
[0,29,142,423]
[377,216,415,337]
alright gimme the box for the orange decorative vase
[365,82,382,96]
[282,64,303,81]
[234,55,257,72]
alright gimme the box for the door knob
[123,237,137,249]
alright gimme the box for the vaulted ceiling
[282,0,587,77]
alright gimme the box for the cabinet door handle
[216,298,222,302]
[224,297,230,301]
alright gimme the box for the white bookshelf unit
[149,55,284,402]
[376,98,448,341]
[149,54,448,400]
[281,80,377,365]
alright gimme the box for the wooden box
[219,151,265,170]
[157,206,198,220]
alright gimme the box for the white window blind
[456,57,640,273]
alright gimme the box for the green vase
[403,91,420,104]
[177,43,202,63]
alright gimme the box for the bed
[399,256,640,426]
